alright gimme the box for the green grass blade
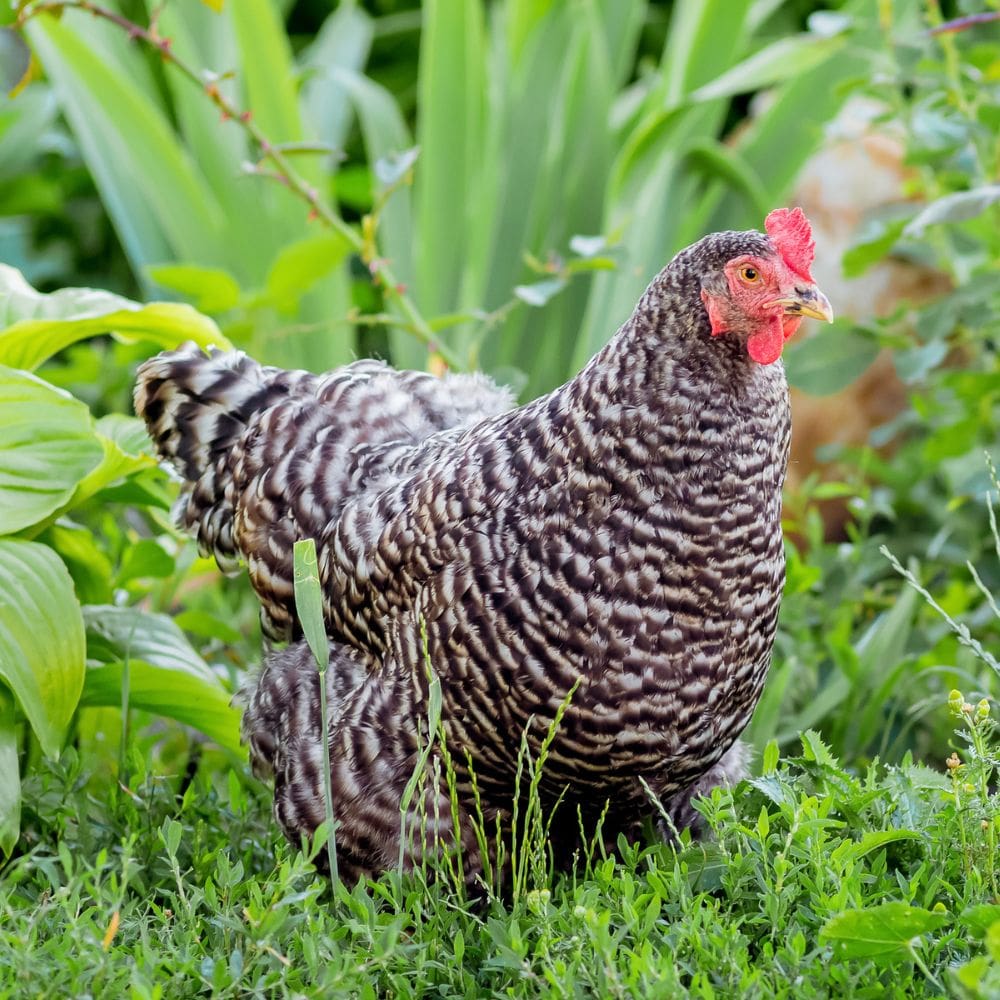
[292,539,336,882]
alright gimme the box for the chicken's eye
[739,266,760,283]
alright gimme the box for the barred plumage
[135,216,831,885]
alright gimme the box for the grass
[1,703,997,999]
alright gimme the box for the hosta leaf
[0,688,20,857]
[0,264,229,371]
[84,605,219,684]
[821,902,951,961]
[0,539,86,758]
[0,366,104,534]
[82,605,240,752]
[81,659,241,754]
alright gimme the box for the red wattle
[747,318,785,365]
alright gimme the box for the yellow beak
[768,287,834,323]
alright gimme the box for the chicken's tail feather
[134,343,317,570]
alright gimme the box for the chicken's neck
[564,288,789,452]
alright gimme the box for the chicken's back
[134,344,514,639]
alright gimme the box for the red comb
[765,207,815,282]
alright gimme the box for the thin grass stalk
[292,539,337,884]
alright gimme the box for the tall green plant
[0,265,240,855]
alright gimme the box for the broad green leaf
[0,366,103,534]
[93,414,153,458]
[0,688,20,857]
[117,540,176,586]
[263,233,353,314]
[960,905,1000,938]
[842,218,909,278]
[904,185,1000,237]
[147,264,242,315]
[782,322,880,396]
[687,33,846,106]
[40,523,114,606]
[85,605,221,684]
[821,902,951,961]
[0,264,229,371]
[81,659,240,753]
[0,539,86,758]
[293,539,329,673]
[82,606,240,752]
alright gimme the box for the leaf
[117,539,175,585]
[782,321,880,396]
[147,264,242,314]
[855,584,919,679]
[569,235,607,258]
[514,278,567,308]
[687,33,846,106]
[846,830,921,862]
[300,3,375,156]
[960,905,1000,938]
[821,903,950,961]
[230,0,305,148]
[0,366,104,534]
[263,233,353,314]
[0,687,20,857]
[0,264,229,371]
[81,605,240,752]
[293,540,329,673]
[81,659,240,754]
[414,0,487,317]
[84,605,219,683]
[374,146,420,188]
[0,539,86,757]
[841,218,909,278]
[904,185,1000,237]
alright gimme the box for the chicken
[135,209,832,885]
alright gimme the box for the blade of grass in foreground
[293,539,337,884]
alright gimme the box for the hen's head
[671,208,833,365]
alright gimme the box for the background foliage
[0,0,999,994]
